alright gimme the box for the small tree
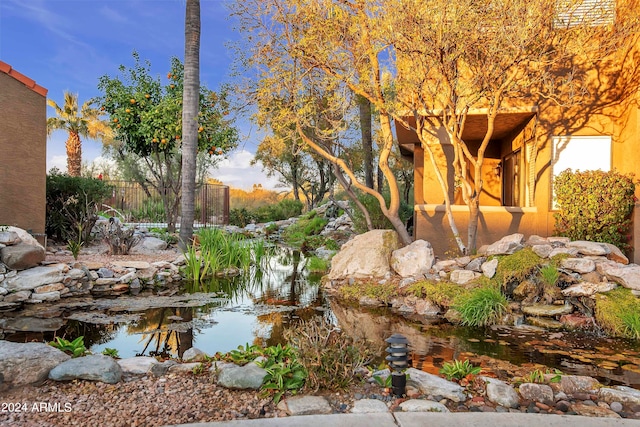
[97,52,238,232]
[554,169,636,251]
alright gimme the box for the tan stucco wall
[0,72,47,241]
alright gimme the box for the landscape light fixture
[385,333,409,397]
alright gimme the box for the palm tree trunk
[179,0,201,250]
[66,131,82,177]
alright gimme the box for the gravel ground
[1,373,287,427]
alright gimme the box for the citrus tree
[97,52,238,231]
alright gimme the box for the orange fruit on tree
[130,98,136,104]
[125,108,131,113]
[145,94,151,99]
[161,139,167,144]
[116,124,121,128]
[170,84,175,89]
[167,72,172,79]
[152,138,158,143]
[198,126,204,132]
[113,118,118,123]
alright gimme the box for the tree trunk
[66,131,82,177]
[332,163,373,230]
[358,95,374,189]
[468,197,480,252]
[179,0,201,250]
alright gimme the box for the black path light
[385,333,409,397]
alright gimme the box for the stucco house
[395,8,640,262]
[0,61,48,244]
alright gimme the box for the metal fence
[102,180,229,228]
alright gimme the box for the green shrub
[539,264,559,286]
[495,248,542,287]
[46,169,113,243]
[339,280,399,303]
[306,256,329,273]
[554,169,635,250]
[595,287,640,339]
[405,280,468,307]
[350,192,413,234]
[453,286,508,327]
[229,207,256,227]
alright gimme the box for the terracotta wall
[0,71,47,242]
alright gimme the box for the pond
[2,246,640,389]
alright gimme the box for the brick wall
[0,71,47,243]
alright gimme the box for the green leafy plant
[372,374,392,388]
[539,265,559,287]
[67,238,83,260]
[554,169,635,250]
[192,363,205,375]
[439,359,481,381]
[339,280,399,304]
[453,286,508,327]
[523,369,545,383]
[621,311,640,340]
[49,336,87,358]
[102,347,119,358]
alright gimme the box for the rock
[182,347,207,362]
[481,258,499,278]
[522,303,573,317]
[4,227,42,246]
[4,290,31,302]
[216,362,267,390]
[34,282,65,294]
[526,317,564,329]
[327,230,402,279]
[0,231,21,245]
[390,240,435,278]
[519,383,554,403]
[553,375,600,395]
[601,243,629,265]
[532,244,553,259]
[168,362,202,373]
[117,356,159,375]
[399,399,450,412]
[118,271,137,284]
[527,235,549,245]
[450,270,480,284]
[3,264,67,291]
[599,386,640,405]
[351,399,389,413]
[560,314,595,329]
[513,280,539,301]
[567,241,610,256]
[0,242,45,270]
[481,234,525,256]
[433,260,458,272]
[561,258,595,274]
[561,281,617,297]
[482,377,519,408]
[97,267,114,278]
[572,402,620,418]
[150,360,178,377]
[0,317,64,332]
[610,401,624,412]
[0,341,70,387]
[406,368,466,402]
[415,299,441,316]
[49,354,122,384]
[549,247,579,257]
[111,260,152,270]
[284,395,332,415]
[465,257,486,272]
[138,237,168,252]
[30,291,61,302]
[601,264,640,291]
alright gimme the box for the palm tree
[179,0,201,249]
[47,91,111,176]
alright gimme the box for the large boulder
[405,368,466,402]
[216,362,267,390]
[0,243,45,270]
[49,354,122,384]
[328,230,402,279]
[480,233,525,256]
[600,264,640,291]
[390,240,435,278]
[0,341,70,387]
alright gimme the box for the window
[551,135,612,207]
[555,0,616,28]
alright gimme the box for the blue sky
[0,0,279,190]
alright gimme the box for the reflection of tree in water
[126,307,194,358]
[43,320,120,348]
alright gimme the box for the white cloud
[47,155,67,173]
[210,149,281,190]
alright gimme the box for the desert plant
[439,359,481,381]
[98,218,141,255]
[453,286,508,327]
[554,169,635,251]
[67,225,84,260]
[49,336,87,358]
[284,318,374,391]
